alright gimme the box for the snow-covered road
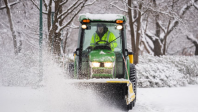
[0,84,198,112]
[133,85,198,112]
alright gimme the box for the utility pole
[39,0,43,81]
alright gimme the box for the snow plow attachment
[67,79,135,110]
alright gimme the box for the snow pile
[0,52,40,86]
[137,54,198,88]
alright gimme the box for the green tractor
[71,14,137,111]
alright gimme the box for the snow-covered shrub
[137,54,198,88]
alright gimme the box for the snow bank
[137,54,198,88]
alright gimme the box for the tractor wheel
[68,63,74,78]
[129,64,137,107]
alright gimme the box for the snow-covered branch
[141,36,154,54]
[122,0,142,13]
[59,1,83,21]
[186,35,198,45]
[57,0,79,19]
[194,3,198,10]
[179,0,195,16]
[0,0,19,10]
[43,0,48,11]
[157,21,166,33]
[68,22,79,29]
[110,1,127,12]
[132,9,148,23]
[85,0,96,6]
[60,0,68,6]
[58,2,86,32]
[145,31,158,42]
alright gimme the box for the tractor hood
[89,49,115,62]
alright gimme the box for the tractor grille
[92,68,112,74]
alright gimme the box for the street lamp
[51,1,55,53]
[51,1,55,24]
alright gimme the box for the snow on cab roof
[79,13,127,22]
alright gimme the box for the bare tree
[145,0,198,56]
[31,0,94,56]
[1,0,20,55]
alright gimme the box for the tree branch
[110,1,127,12]
[60,0,68,6]
[85,0,96,6]
[187,36,198,45]
[57,0,79,19]
[59,1,87,32]
[157,21,166,33]
[132,8,148,23]
[43,0,48,11]
[145,32,156,42]
[194,3,198,10]
[0,0,19,10]
[59,1,82,21]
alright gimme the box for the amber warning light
[116,20,123,24]
[82,19,90,23]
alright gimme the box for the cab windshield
[82,22,122,52]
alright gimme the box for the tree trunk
[154,39,162,56]
[128,0,136,53]
[153,0,162,56]
[195,44,198,55]
[54,32,61,56]
[4,0,18,55]
[134,2,142,64]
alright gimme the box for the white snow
[133,85,198,112]
[79,13,125,21]
[1,76,198,112]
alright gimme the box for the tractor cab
[75,14,129,79]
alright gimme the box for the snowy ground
[134,85,198,112]
[1,72,198,112]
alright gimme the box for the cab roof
[79,13,127,22]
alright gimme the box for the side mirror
[75,48,81,56]
[125,49,129,57]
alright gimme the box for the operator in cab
[90,23,117,51]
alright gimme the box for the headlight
[90,62,100,67]
[116,25,123,30]
[81,24,87,29]
[104,62,113,68]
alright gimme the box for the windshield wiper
[107,35,121,45]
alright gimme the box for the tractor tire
[129,64,137,107]
[68,63,74,78]
[118,64,137,111]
